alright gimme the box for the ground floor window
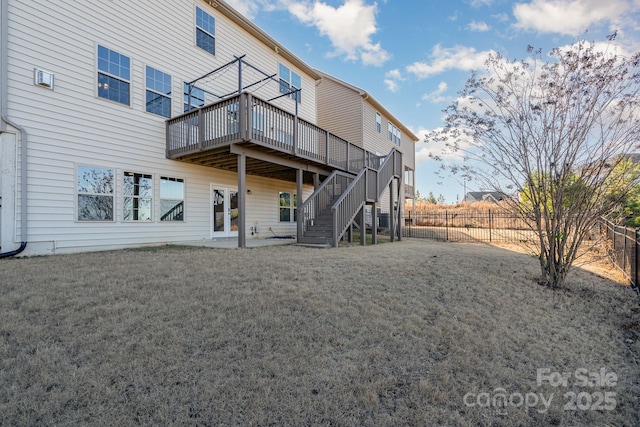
[123,172,153,221]
[160,177,184,221]
[77,165,114,221]
[279,192,297,222]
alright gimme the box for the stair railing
[297,170,355,242]
[377,148,400,196]
[331,168,368,247]
[329,148,402,247]
[160,201,184,221]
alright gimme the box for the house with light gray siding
[0,0,414,256]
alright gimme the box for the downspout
[0,0,28,258]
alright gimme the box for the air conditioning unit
[34,69,54,89]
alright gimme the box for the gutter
[0,0,27,257]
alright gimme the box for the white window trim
[144,65,172,118]
[278,191,297,222]
[159,176,186,223]
[122,170,154,222]
[95,43,132,107]
[195,6,216,56]
[75,163,116,223]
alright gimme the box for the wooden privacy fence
[598,218,640,296]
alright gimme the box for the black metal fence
[402,210,537,243]
[401,211,640,296]
[598,218,640,295]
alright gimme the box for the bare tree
[428,40,640,288]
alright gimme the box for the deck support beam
[238,152,247,248]
[296,168,303,241]
[360,206,366,246]
[397,176,403,242]
[229,144,331,176]
[371,203,377,245]
[389,180,395,242]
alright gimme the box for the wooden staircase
[298,204,335,245]
[298,148,403,247]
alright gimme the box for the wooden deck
[166,93,383,182]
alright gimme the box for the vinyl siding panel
[5,0,317,255]
[316,78,363,146]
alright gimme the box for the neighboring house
[0,0,415,256]
[464,192,507,203]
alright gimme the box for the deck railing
[404,183,415,198]
[166,95,243,157]
[166,92,385,176]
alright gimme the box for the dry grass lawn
[1,239,639,426]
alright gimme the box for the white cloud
[384,69,405,92]
[418,126,477,162]
[467,20,491,32]
[224,0,263,18]
[422,81,449,103]
[384,79,400,92]
[287,0,390,66]
[513,0,639,35]
[385,69,403,80]
[406,45,495,79]
[413,127,466,164]
[556,39,636,59]
[469,0,494,7]
[492,12,510,23]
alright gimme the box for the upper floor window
[97,45,130,105]
[376,113,381,133]
[278,63,301,103]
[184,82,205,112]
[146,66,172,117]
[388,123,401,146]
[196,7,216,55]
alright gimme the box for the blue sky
[226,0,640,203]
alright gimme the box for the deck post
[237,152,246,248]
[325,131,330,165]
[239,93,247,141]
[313,173,320,191]
[198,108,204,150]
[246,93,253,140]
[293,116,299,155]
[397,176,402,242]
[297,168,303,242]
[389,180,395,242]
[372,203,378,245]
[346,142,350,173]
[360,206,366,246]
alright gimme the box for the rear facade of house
[0,0,417,256]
